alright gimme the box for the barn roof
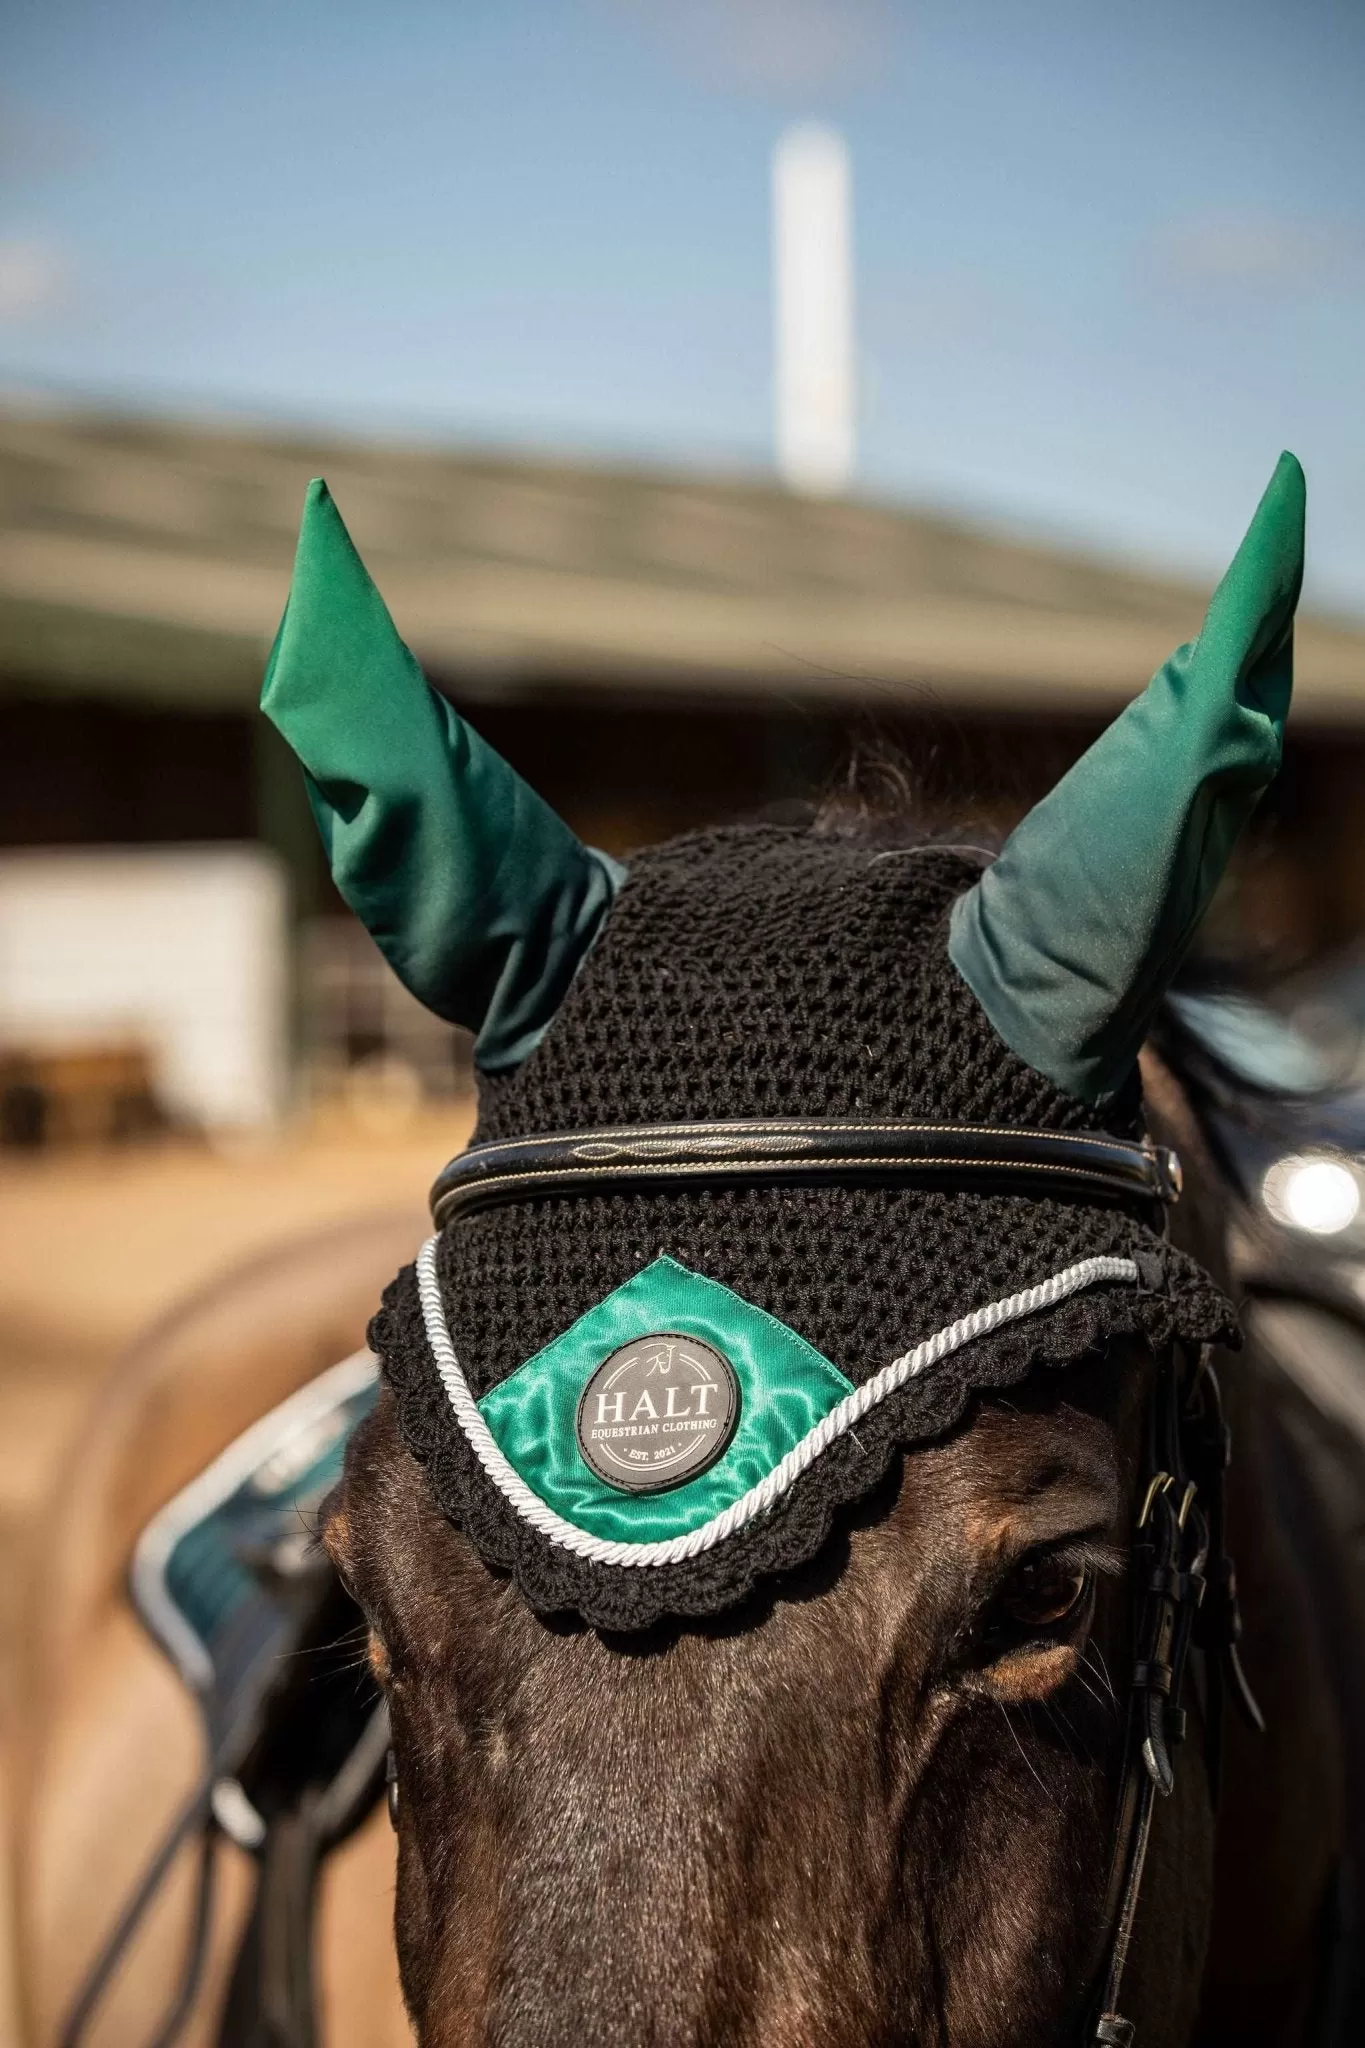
[2,402,1362,721]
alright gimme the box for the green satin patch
[477,1258,854,1543]
[261,480,623,1073]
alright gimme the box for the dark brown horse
[263,450,1356,2045]
[318,1033,1361,2048]
[18,1078,1361,2046]
[37,454,1360,2046]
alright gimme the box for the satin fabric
[261,480,624,1072]
[949,451,1303,1105]
[477,1257,854,1544]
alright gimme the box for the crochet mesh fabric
[371,825,1234,1630]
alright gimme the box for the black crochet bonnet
[370,823,1233,1631]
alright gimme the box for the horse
[24,447,1365,2044]
[16,1040,1363,2045]
[315,967,1360,2048]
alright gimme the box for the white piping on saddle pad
[415,1238,1139,1569]
[131,1347,380,1689]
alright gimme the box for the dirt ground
[0,1105,473,2041]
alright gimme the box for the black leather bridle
[430,1117,1184,1226]
[1085,1339,1263,2043]
[68,1114,1259,2048]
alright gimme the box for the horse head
[263,456,1305,2045]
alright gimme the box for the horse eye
[994,1553,1089,1631]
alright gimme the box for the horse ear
[948,451,1305,1104]
[261,480,624,1073]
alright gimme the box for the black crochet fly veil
[372,826,1234,1631]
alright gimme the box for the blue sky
[4,0,1364,608]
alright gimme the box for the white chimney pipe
[773,123,854,497]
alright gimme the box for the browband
[429,1119,1182,1228]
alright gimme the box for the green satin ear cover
[948,451,1305,1104]
[260,480,624,1072]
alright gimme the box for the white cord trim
[415,1239,1138,1569]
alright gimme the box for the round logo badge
[575,1333,740,1494]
